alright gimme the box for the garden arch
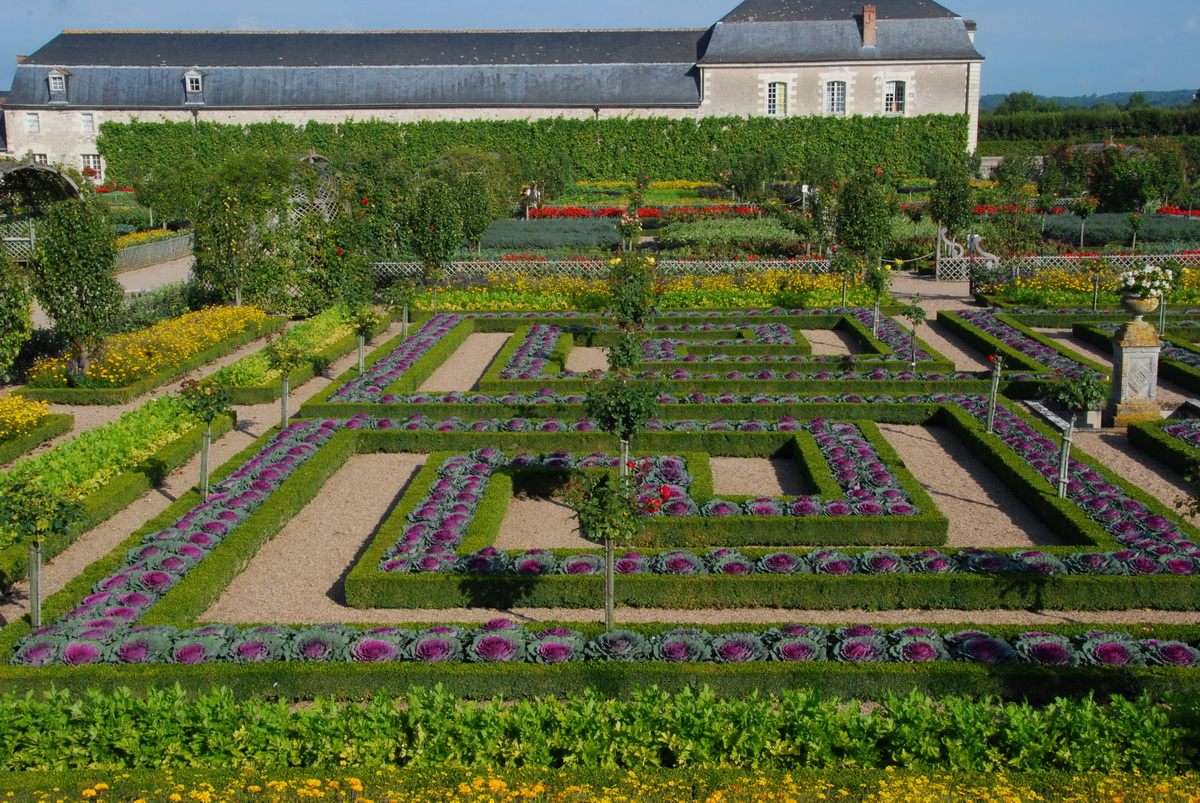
[0,162,82,263]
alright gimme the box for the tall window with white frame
[885,81,906,115]
[81,154,102,178]
[766,81,788,117]
[81,113,95,134]
[825,81,847,116]
[26,113,40,134]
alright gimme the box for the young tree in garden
[1074,197,1098,248]
[27,198,123,379]
[1129,212,1145,252]
[578,372,661,629]
[265,338,307,430]
[402,178,464,312]
[427,146,521,219]
[0,253,32,378]
[343,305,386,374]
[192,150,294,306]
[927,160,975,244]
[0,475,82,628]
[901,294,927,371]
[607,253,658,329]
[834,170,893,266]
[178,378,232,499]
[133,156,207,225]
[863,262,892,337]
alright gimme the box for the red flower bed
[1159,206,1200,218]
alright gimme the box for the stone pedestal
[1106,314,1163,428]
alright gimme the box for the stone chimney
[862,5,877,47]
[16,55,27,64]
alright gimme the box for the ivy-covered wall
[97,115,969,184]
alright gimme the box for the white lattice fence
[937,253,1200,283]
[113,234,193,273]
[1,218,35,263]
[373,258,833,281]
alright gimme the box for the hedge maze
[6,306,1200,700]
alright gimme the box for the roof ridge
[58,27,709,35]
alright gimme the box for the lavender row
[13,619,1199,668]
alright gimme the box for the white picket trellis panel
[937,253,1200,283]
[0,218,36,263]
[113,234,193,273]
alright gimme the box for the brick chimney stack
[862,5,877,46]
[15,55,27,64]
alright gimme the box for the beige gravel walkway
[418,332,508,392]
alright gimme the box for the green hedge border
[0,412,236,591]
[15,317,286,405]
[0,413,73,467]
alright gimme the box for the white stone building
[1,0,983,178]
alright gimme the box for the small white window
[49,74,65,93]
[187,75,202,93]
[826,81,847,115]
[885,81,906,115]
[81,113,95,134]
[81,154,102,177]
[26,113,40,134]
[33,154,49,165]
[766,82,787,117]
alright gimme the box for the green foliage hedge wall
[97,116,968,185]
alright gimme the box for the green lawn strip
[0,413,73,467]
[0,413,236,591]
[222,312,395,405]
[12,317,286,405]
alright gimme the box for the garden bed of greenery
[0,397,235,590]
[0,413,72,468]
[209,306,393,404]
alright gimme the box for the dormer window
[184,69,205,104]
[47,68,69,103]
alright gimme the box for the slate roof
[6,29,707,109]
[718,0,962,22]
[4,1,981,110]
[699,17,981,64]
[18,29,708,68]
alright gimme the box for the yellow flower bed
[116,229,188,249]
[30,771,1200,802]
[0,393,49,440]
[28,306,268,389]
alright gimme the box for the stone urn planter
[1122,294,1160,321]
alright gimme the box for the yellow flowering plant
[0,394,50,441]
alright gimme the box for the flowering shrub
[27,306,268,389]
[1116,263,1174,298]
[0,394,50,441]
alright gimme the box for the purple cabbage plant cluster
[1162,419,1200,451]
[10,419,343,667]
[330,313,462,403]
[953,309,1100,381]
[843,307,932,362]
[498,324,566,380]
[640,324,798,362]
[15,617,1200,668]
[955,394,1200,574]
[379,450,698,573]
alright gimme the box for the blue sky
[2,0,1197,98]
